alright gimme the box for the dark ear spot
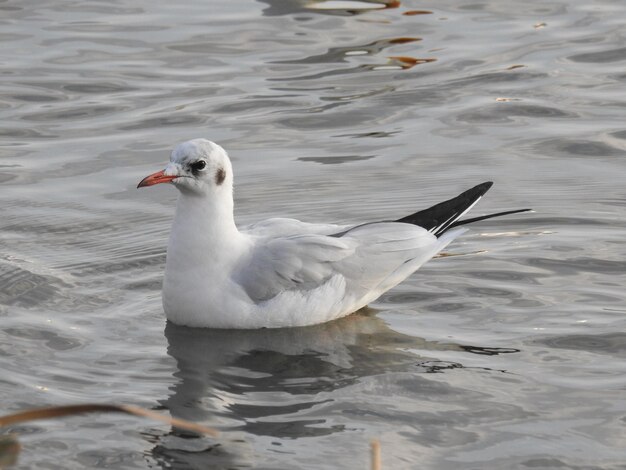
[215,167,226,186]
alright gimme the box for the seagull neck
[173,191,240,246]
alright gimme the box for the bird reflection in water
[148,310,518,469]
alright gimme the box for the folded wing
[235,222,451,306]
[235,234,355,302]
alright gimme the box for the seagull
[138,139,530,329]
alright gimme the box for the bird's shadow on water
[148,310,518,469]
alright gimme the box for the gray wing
[234,233,356,302]
[335,222,453,296]
[235,221,451,304]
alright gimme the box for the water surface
[1,0,625,468]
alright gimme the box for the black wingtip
[395,181,532,237]
[461,181,493,196]
[396,181,496,235]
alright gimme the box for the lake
[1,0,625,468]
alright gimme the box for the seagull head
[137,139,232,196]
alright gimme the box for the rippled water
[1,0,625,468]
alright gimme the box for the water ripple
[1,0,625,467]
[534,333,626,355]
[569,47,626,63]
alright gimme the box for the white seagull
[138,139,529,329]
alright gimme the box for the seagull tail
[396,182,531,237]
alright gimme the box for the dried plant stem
[370,439,381,470]
[0,404,218,437]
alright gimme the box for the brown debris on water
[506,64,525,70]
[388,37,421,44]
[403,10,432,15]
[384,0,401,8]
[388,56,436,69]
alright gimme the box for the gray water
[1,0,625,468]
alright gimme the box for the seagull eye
[191,160,206,172]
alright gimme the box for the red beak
[137,170,177,188]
